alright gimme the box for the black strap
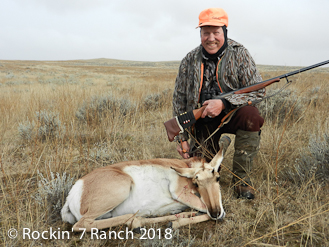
[177,111,196,129]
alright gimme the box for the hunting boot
[232,129,261,199]
[219,135,231,156]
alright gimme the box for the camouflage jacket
[172,38,265,140]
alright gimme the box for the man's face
[201,26,225,54]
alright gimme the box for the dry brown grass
[0,59,328,246]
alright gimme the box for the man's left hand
[201,99,225,118]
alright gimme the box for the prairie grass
[0,59,328,246]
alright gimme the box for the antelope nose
[210,211,219,219]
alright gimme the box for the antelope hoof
[169,220,180,230]
[133,227,141,234]
[167,221,173,229]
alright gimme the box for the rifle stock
[163,106,206,142]
[163,117,181,142]
[192,105,206,120]
[164,60,329,142]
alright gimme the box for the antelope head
[172,144,226,220]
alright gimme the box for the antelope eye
[216,176,220,182]
[192,179,199,188]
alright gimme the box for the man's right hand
[177,141,190,159]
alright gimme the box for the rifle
[164,60,329,142]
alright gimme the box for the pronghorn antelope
[61,137,231,231]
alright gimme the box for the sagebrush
[1,60,329,246]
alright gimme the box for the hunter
[172,8,265,199]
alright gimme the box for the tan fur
[80,169,132,217]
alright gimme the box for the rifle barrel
[220,60,329,98]
[279,60,329,79]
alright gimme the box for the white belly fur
[109,165,188,217]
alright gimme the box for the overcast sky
[1,0,328,66]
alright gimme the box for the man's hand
[177,141,190,159]
[201,99,225,118]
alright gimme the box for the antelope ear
[209,152,224,173]
[208,144,225,172]
[171,167,200,178]
[209,136,231,172]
